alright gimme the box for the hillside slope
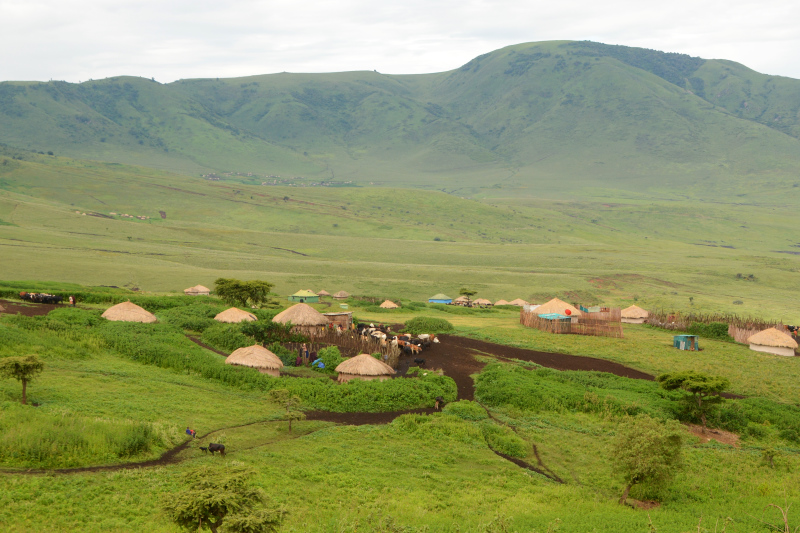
[1,41,800,198]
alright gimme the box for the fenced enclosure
[284,329,400,368]
[520,309,623,338]
[645,310,790,343]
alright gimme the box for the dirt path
[0,299,62,317]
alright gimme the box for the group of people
[295,343,320,367]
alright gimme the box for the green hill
[2,41,800,199]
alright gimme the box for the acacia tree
[458,287,477,306]
[657,371,730,432]
[269,389,305,433]
[0,355,44,405]
[163,466,284,533]
[613,414,683,505]
[214,278,274,308]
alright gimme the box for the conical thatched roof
[494,299,511,306]
[184,284,210,295]
[473,298,492,305]
[430,293,451,300]
[453,295,470,303]
[102,301,157,323]
[214,307,257,323]
[379,300,399,309]
[291,289,318,298]
[335,354,396,376]
[509,298,529,306]
[272,303,329,326]
[535,298,582,316]
[225,345,283,370]
[621,305,649,319]
[333,290,350,299]
[317,290,331,296]
[748,328,798,348]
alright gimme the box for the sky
[2,0,799,83]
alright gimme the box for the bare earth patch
[685,424,740,447]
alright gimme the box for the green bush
[314,346,344,374]
[443,400,489,421]
[391,413,485,447]
[687,321,731,341]
[480,421,529,458]
[267,342,297,366]
[201,323,252,352]
[405,302,427,309]
[159,304,222,332]
[404,317,454,335]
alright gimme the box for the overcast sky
[2,0,799,83]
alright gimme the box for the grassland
[2,287,800,532]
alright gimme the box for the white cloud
[0,0,798,82]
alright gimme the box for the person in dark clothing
[295,355,303,367]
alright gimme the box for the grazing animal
[414,358,425,366]
[208,443,226,456]
[199,446,209,453]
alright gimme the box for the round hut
[225,345,283,377]
[534,298,582,317]
[101,301,157,323]
[272,303,329,337]
[317,290,331,299]
[184,285,211,296]
[494,299,511,306]
[333,290,350,300]
[379,300,399,309]
[473,298,493,307]
[621,305,649,324]
[509,298,529,306]
[214,307,257,323]
[747,328,798,357]
[335,353,396,383]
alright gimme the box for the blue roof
[538,313,570,320]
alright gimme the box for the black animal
[20,292,62,304]
[208,443,226,456]
[413,358,425,366]
[199,446,209,453]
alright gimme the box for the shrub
[443,400,489,421]
[314,346,344,374]
[267,342,297,366]
[480,421,528,458]
[201,323,252,352]
[404,317,454,335]
[159,304,222,332]
[687,321,731,341]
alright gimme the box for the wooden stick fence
[284,329,400,368]
[520,311,623,338]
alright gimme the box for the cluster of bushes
[687,321,732,341]
[0,401,171,468]
[403,317,454,335]
[313,346,345,374]
[159,304,221,332]
[427,304,496,316]
[201,323,252,352]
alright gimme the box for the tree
[240,321,308,346]
[269,389,305,433]
[215,278,274,308]
[657,371,730,432]
[458,287,477,306]
[612,414,683,505]
[0,355,44,405]
[163,466,284,533]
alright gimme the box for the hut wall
[258,368,281,377]
[323,312,353,329]
[337,374,391,383]
[621,317,646,324]
[749,344,795,357]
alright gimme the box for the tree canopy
[214,278,274,308]
[612,414,683,505]
[0,355,44,405]
[163,466,284,533]
[657,371,730,431]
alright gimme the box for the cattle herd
[19,292,63,304]
[356,323,439,356]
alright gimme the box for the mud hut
[183,285,211,296]
[225,345,283,377]
[379,300,399,309]
[747,328,798,357]
[621,305,649,324]
[333,291,350,300]
[509,298,529,306]
[473,298,493,307]
[494,299,511,306]
[101,301,157,323]
[535,298,582,317]
[335,353,396,383]
[317,290,331,298]
[214,307,257,323]
[272,303,329,336]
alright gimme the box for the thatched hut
[333,291,350,300]
[225,345,283,377]
[535,298,582,317]
[429,293,452,304]
[494,299,511,306]
[473,298,493,307]
[379,300,399,309]
[621,305,649,324]
[747,328,798,357]
[453,295,470,305]
[335,353,396,383]
[509,298,529,306]
[101,301,157,323]
[288,290,319,303]
[184,285,211,296]
[272,303,329,336]
[214,308,257,323]
[317,290,331,298]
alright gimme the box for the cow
[199,447,209,453]
[208,443,226,456]
[413,358,425,366]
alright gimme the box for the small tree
[459,288,477,306]
[269,389,305,433]
[0,355,44,405]
[657,371,730,432]
[240,321,308,346]
[613,414,683,505]
[215,279,274,308]
[163,466,284,533]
